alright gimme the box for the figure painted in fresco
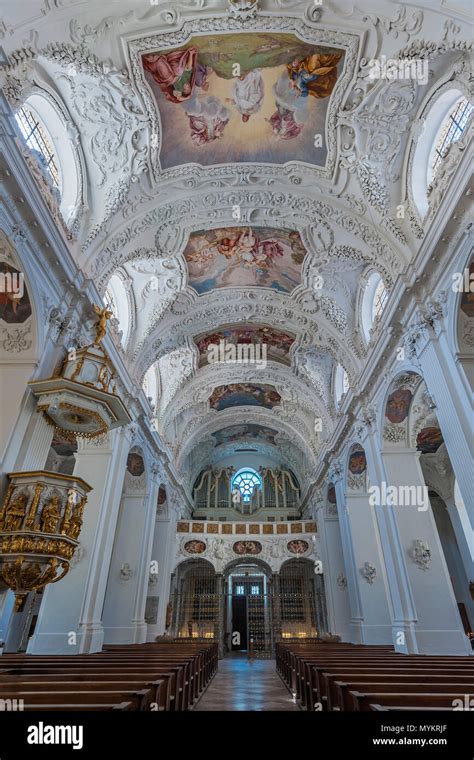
[385,388,412,424]
[142,48,211,103]
[209,383,281,411]
[286,53,342,99]
[416,427,444,454]
[184,539,206,554]
[212,424,278,447]
[460,261,474,317]
[184,226,306,294]
[268,72,309,140]
[227,69,264,122]
[0,263,31,324]
[348,449,367,475]
[287,540,309,555]
[184,95,230,145]
[142,34,345,168]
[127,452,145,477]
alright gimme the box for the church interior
[0,0,472,737]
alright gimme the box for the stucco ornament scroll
[339,74,417,243]
[61,66,149,190]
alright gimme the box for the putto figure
[92,304,113,345]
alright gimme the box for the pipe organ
[192,466,301,518]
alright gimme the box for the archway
[171,558,219,642]
[223,557,273,657]
[279,558,327,641]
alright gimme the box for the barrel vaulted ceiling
[0,0,471,494]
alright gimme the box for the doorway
[231,595,247,651]
[226,565,269,656]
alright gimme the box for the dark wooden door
[231,596,247,650]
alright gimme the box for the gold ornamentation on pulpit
[0,471,91,610]
[27,305,131,440]
[92,304,113,345]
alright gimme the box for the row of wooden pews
[276,641,474,712]
[0,641,218,711]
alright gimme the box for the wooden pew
[349,690,473,711]
[332,680,474,711]
[276,642,474,712]
[0,641,218,711]
[0,689,153,710]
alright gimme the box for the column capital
[403,291,448,359]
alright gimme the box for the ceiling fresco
[183,226,306,294]
[194,325,295,367]
[209,383,282,411]
[141,33,344,169]
[212,424,278,448]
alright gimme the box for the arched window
[334,363,349,406]
[15,105,61,187]
[430,97,473,182]
[372,277,388,322]
[361,271,388,343]
[411,88,472,218]
[103,273,130,347]
[15,93,82,228]
[231,468,262,503]
[143,363,159,408]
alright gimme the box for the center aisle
[194,655,300,711]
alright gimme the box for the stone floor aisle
[194,655,300,711]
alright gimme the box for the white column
[407,312,473,528]
[381,447,470,655]
[362,418,419,653]
[331,463,365,644]
[316,500,352,641]
[343,481,393,645]
[445,496,474,592]
[102,471,160,644]
[146,499,178,640]
[131,473,161,643]
[0,360,38,465]
[21,414,55,471]
[27,427,129,654]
